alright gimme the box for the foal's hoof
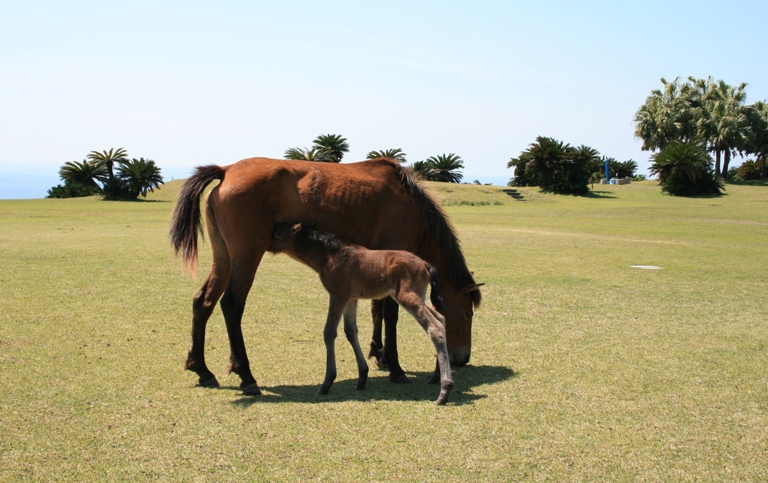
[435,385,453,406]
[241,383,262,395]
[389,373,411,384]
[198,375,220,388]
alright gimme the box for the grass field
[1,179,766,481]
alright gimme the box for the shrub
[649,141,724,196]
[46,181,101,198]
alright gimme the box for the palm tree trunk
[714,151,722,177]
[721,150,731,179]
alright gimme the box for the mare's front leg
[319,296,347,395]
[367,299,387,369]
[343,300,369,390]
[382,297,410,384]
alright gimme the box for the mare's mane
[394,164,481,307]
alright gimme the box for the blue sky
[2,1,767,198]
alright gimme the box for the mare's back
[213,158,424,251]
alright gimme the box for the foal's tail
[170,165,226,272]
[427,263,447,313]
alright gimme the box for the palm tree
[408,160,432,179]
[423,153,464,183]
[284,146,334,162]
[115,158,164,198]
[510,137,596,194]
[615,159,639,179]
[743,101,768,179]
[523,136,572,183]
[634,77,697,152]
[312,134,349,163]
[704,80,748,177]
[507,151,536,186]
[86,148,128,182]
[366,148,407,163]
[649,141,723,196]
[58,160,107,189]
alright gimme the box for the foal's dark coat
[269,222,454,405]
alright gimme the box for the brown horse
[269,222,453,404]
[170,157,482,395]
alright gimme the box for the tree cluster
[634,77,768,180]
[48,148,164,200]
[408,154,465,183]
[285,134,350,163]
[507,136,637,195]
[284,134,465,183]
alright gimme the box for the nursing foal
[269,222,454,405]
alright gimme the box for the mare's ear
[464,282,485,293]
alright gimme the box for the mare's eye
[465,312,473,320]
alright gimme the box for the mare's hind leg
[343,300,369,390]
[186,262,229,387]
[367,299,387,369]
[220,252,264,395]
[382,297,410,384]
[398,294,454,405]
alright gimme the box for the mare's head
[441,282,483,366]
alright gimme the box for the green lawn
[1,180,766,481]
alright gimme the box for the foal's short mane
[394,165,481,307]
[305,226,343,253]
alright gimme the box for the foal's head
[270,222,342,256]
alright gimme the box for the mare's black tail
[427,263,447,313]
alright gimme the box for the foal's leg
[382,297,410,384]
[398,293,454,405]
[319,296,348,395]
[342,300,369,390]
[367,299,387,369]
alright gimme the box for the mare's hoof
[241,383,262,395]
[199,376,220,388]
[389,373,411,384]
[427,371,440,384]
[356,379,367,391]
[317,386,330,395]
[375,357,388,370]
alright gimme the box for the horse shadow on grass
[224,364,516,407]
